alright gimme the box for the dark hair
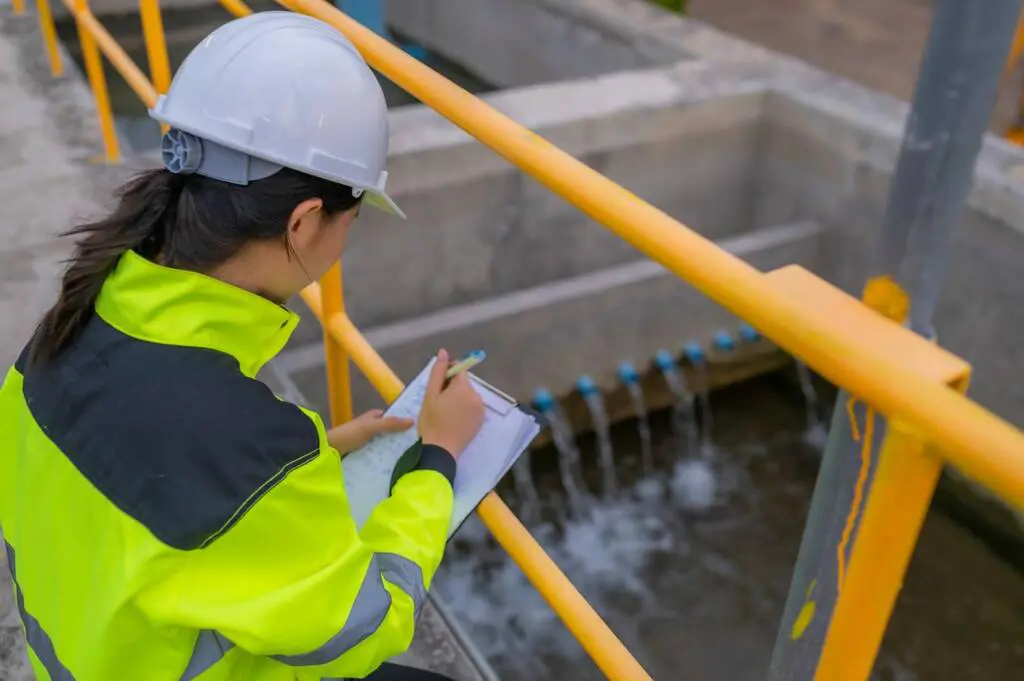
[29,167,361,366]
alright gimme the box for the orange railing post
[138,0,170,134]
[35,0,63,77]
[1007,11,1024,144]
[139,0,171,94]
[298,282,654,681]
[70,0,120,162]
[319,262,354,426]
[217,0,253,18]
[813,422,944,681]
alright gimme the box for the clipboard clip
[468,373,518,416]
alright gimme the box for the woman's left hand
[327,409,414,454]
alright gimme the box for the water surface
[435,373,1024,680]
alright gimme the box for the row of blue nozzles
[532,323,761,408]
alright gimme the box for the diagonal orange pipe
[299,284,653,681]
[281,0,1024,511]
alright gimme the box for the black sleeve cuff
[389,439,457,492]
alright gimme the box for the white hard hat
[149,11,404,218]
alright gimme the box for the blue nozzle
[576,374,598,397]
[738,323,760,343]
[654,350,676,371]
[713,330,736,352]
[618,361,639,384]
[683,342,705,364]
[532,388,555,412]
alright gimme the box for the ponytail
[29,164,360,366]
[28,169,180,366]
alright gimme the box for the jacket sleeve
[137,423,456,680]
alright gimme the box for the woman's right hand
[418,349,485,458]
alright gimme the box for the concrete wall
[279,221,823,415]
[315,64,765,339]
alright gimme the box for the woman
[0,11,484,681]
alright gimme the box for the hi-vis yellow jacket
[0,250,457,681]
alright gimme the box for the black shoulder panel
[21,317,320,550]
[14,341,29,373]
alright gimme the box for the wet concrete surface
[435,370,1024,680]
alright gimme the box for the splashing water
[686,361,715,452]
[582,392,617,498]
[795,361,828,446]
[658,363,700,456]
[795,361,819,421]
[545,404,590,515]
[673,362,718,511]
[625,381,655,476]
[512,454,540,524]
[671,458,718,512]
[437,493,674,676]
[440,377,1020,681]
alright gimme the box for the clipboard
[341,356,543,539]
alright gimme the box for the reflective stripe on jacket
[0,250,455,681]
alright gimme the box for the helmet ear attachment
[159,127,283,186]
[161,128,203,175]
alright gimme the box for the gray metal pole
[767,1,1023,679]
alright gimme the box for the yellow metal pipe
[279,0,1024,510]
[217,0,253,18]
[298,283,652,680]
[36,0,64,77]
[138,0,170,135]
[64,2,159,109]
[472,492,655,680]
[300,284,407,403]
[814,422,944,681]
[139,0,171,94]
[319,262,355,425]
[1007,11,1024,71]
[69,0,120,162]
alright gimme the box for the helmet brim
[363,189,407,220]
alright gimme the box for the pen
[445,350,486,381]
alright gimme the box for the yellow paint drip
[790,580,817,640]
[862,275,910,323]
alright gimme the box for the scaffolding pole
[767,0,1024,678]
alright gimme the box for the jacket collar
[95,250,299,378]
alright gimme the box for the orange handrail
[301,278,653,680]
[63,1,158,107]
[279,0,1024,508]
